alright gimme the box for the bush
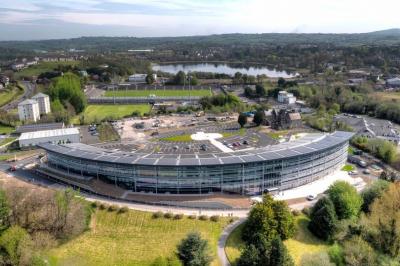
[174,214,183,220]
[302,207,311,217]
[177,232,212,266]
[99,203,107,210]
[327,181,363,220]
[300,251,334,266]
[308,197,338,241]
[210,215,219,222]
[188,214,196,220]
[90,201,99,209]
[117,206,129,214]
[164,212,173,219]
[152,211,163,219]
[199,215,208,221]
[292,209,301,216]
[107,205,118,212]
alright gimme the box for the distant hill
[1,29,400,53]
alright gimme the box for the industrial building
[18,99,40,122]
[38,131,353,195]
[32,93,51,115]
[19,128,80,148]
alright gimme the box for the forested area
[0,181,91,265]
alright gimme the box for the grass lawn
[267,130,288,140]
[72,104,151,124]
[46,209,230,266]
[0,137,16,147]
[225,223,246,266]
[97,123,120,142]
[160,134,193,142]
[373,91,400,101]
[285,215,330,265]
[0,86,24,107]
[14,61,79,79]
[224,215,330,266]
[0,125,14,135]
[341,164,355,172]
[104,89,212,97]
[0,150,38,161]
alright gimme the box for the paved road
[1,81,36,111]
[218,217,246,266]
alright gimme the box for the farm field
[104,89,212,97]
[72,104,151,124]
[225,215,330,266]
[46,209,230,266]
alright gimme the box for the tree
[342,236,376,266]
[0,226,33,266]
[237,244,260,266]
[255,84,266,97]
[238,113,247,128]
[361,180,389,213]
[269,236,294,266]
[146,73,156,84]
[272,200,295,240]
[366,182,400,257]
[177,232,212,266]
[253,110,265,126]
[173,71,186,85]
[242,195,294,245]
[244,87,254,98]
[327,181,363,220]
[0,189,10,232]
[308,197,337,240]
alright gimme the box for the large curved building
[38,131,353,195]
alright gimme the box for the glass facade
[44,140,349,195]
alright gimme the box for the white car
[349,170,358,175]
[306,194,316,201]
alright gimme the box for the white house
[128,74,157,83]
[32,93,51,115]
[18,99,40,122]
[277,91,296,104]
[19,128,80,148]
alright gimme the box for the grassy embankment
[13,61,79,79]
[104,89,212,97]
[97,123,120,142]
[46,209,231,266]
[72,104,152,124]
[0,86,24,107]
[225,215,330,266]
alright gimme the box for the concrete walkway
[218,218,246,266]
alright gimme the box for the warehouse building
[19,128,80,148]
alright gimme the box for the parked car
[306,194,317,201]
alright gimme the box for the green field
[0,125,14,135]
[104,89,212,97]
[267,130,288,140]
[46,209,230,266]
[225,215,330,266]
[72,104,151,124]
[0,86,24,107]
[14,61,79,79]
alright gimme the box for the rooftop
[32,92,49,99]
[18,99,38,106]
[19,128,79,141]
[39,131,353,166]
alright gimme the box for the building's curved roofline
[39,131,354,167]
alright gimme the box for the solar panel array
[39,131,354,166]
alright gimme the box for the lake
[152,63,297,78]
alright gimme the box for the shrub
[174,214,184,220]
[327,181,363,220]
[188,214,196,220]
[292,209,301,216]
[152,211,163,219]
[99,203,107,210]
[164,212,173,219]
[177,232,213,266]
[117,206,129,214]
[107,205,118,212]
[302,207,311,217]
[199,215,208,221]
[90,201,98,209]
[210,215,219,222]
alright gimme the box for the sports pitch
[104,89,212,97]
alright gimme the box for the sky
[0,0,400,40]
